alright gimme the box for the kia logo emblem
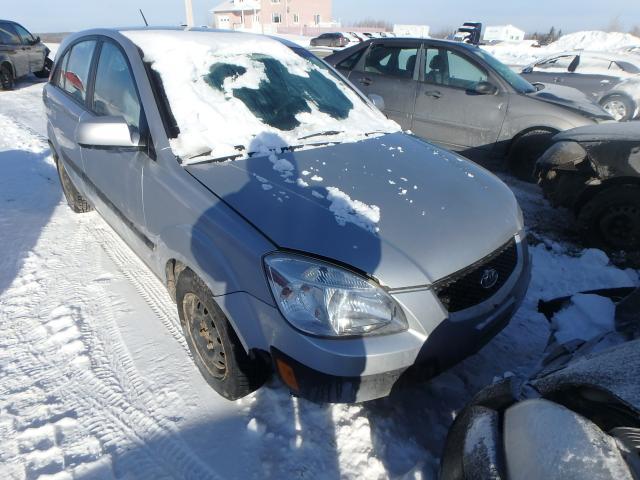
[480,268,499,289]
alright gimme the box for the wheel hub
[183,293,227,378]
[603,100,627,121]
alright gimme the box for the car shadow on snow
[0,148,61,296]
[187,132,383,478]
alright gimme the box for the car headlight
[264,253,408,337]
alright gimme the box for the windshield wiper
[298,130,343,140]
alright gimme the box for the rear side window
[92,42,142,130]
[53,51,70,89]
[0,22,20,45]
[62,40,97,103]
[362,44,419,78]
[336,48,365,70]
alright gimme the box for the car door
[569,55,627,100]
[81,39,152,258]
[43,39,97,193]
[411,46,508,155]
[521,54,578,88]
[348,41,420,129]
[0,21,29,77]
[12,23,44,72]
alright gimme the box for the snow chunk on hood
[123,31,400,161]
[325,187,381,233]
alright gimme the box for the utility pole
[184,0,195,27]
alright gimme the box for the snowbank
[484,30,640,67]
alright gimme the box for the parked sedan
[45,27,531,403]
[536,122,640,251]
[521,51,640,121]
[0,19,51,89]
[326,38,611,180]
[309,32,349,48]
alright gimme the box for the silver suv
[44,28,531,403]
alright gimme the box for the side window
[13,24,34,44]
[534,55,577,72]
[337,48,365,70]
[53,50,71,89]
[92,42,142,130]
[575,56,617,73]
[446,50,487,89]
[425,48,487,89]
[0,22,21,45]
[63,40,97,103]
[362,44,418,78]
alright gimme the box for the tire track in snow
[0,117,222,479]
[83,220,190,354]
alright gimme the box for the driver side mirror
[472,81,498,95]
[33,36,41,45]
[76,116,145,149]
[368,94,385,110]
[521,66,533,74]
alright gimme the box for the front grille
[434,238,518,313]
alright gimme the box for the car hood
[525,83,612,120]
[186,133,522,289]
[554,122,640,143]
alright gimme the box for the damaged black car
[536,123,640,251]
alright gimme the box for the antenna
[139,9,149,26]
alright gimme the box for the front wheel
[600,94,635,122]
[577,185,640,251]
[176,269,268,400]
[55,154,93,213]
[34,57,53,79]
[508,129,555,182]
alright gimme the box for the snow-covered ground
[0,75,638,480]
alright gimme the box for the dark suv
[0,20,51,89]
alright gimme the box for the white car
[521,50,640,120]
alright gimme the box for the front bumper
[270,236,532,403]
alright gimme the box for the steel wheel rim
[183,293,227,379]
[599,204,640,249]
[603,100,627,121]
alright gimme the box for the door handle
[424,90,441,98]
[359,77,373,86]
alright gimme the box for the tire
[600,94,635,122]
[176,269,267,400]
[508,129,555,182]
[34,57,53,79]
[55,155,93,213]
[0,63,14,91]
[577,185,640,251]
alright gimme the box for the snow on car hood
[186,133,522,289]
[526,83,612,120]
[123,30,400,160]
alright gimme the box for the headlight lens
[264,254,408,337]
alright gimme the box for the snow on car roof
[123,29,399,161]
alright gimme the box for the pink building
[211,0,333,33]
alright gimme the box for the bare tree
[347,18,393,31]
[606,16,623,33]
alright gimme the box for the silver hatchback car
[44,28,531,403]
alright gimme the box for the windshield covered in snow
[472,48,536,94]
[124,31,400,162]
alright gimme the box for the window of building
[293,13,299,24]
[314,14,321,25]
[272,13,282,23]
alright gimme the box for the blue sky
[5,0,640,34]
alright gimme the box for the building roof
[211,0,261,13]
